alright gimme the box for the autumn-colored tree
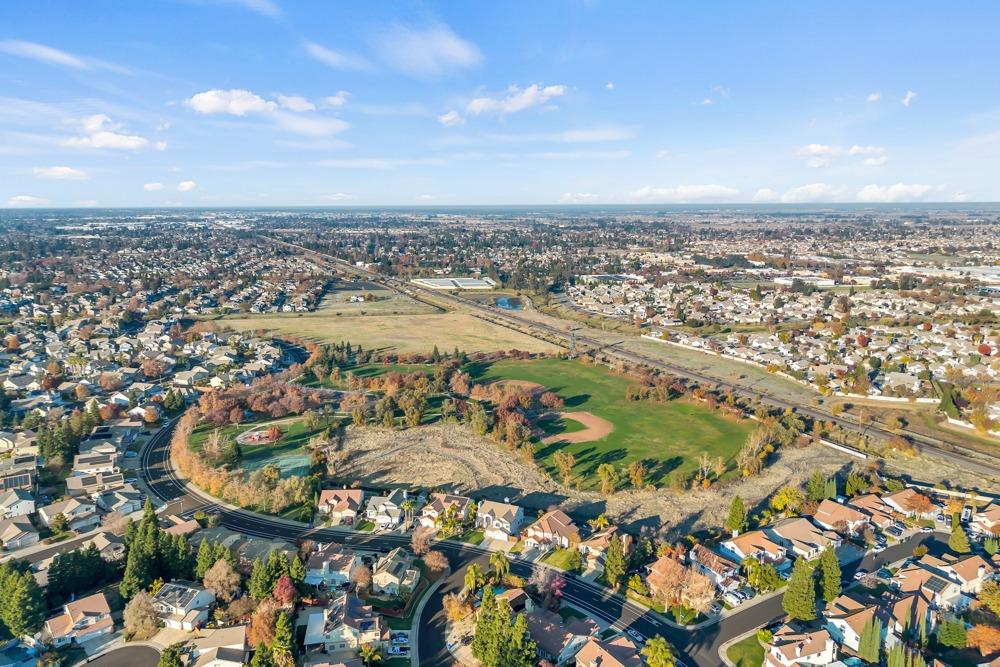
[411,527,433,556]
[351,564,372,592]
[248,597,280,647]
[203,558,241,603]
[272,575,297,606]
[903,492,933,515]
[424,550,449,574]
[967,625,1000,656]
[123,591,160,639]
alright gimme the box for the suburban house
[645,555,694,604]
[525,607,599,665]
[970,502,1000,536]
[886,592,936,641]
[71,452,118,477]
[573,636,643,667]
[812,498,870,535]
[301,593,385,653]
[578,526,631,568]
[316,489,364,525]
[371,547,419,596]
[848,494,900,530]
[364,489,408,530]
[153,581,217,630]
[66,472,125,498]
[891,558,968,610]
[476,500,524,543]
[83,532,126,561]
[0,515,38,550]
[42,592,114,647]
[882,488,935,519]
[418,493,472,530]
[721,530,789,569]
[689,544,743,593]
[188,625,250,667]
[95,487,143,515]
[523,509,581,552]
[766,517,842,560]
[823,595,884,653]
[37,498,99,532]
[0,489,34,519]
[304,543,357,588]
[765,624,837,667]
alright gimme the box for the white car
[853,569,868,581]
[626,628,646,645]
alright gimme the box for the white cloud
[273,112,349,137]
[320,192,354,201]
[779,183,848,203]
[605,82,614,90]
[73,199,97,206]
[847,145,884,155]
[186,89,276,115]
[33,166,88,180]
[323,91,350,107]
[902,90,918,107]
[856,183,933,202]
[302,41,372,71]
[375,23,481,78]
[417,194,435,201]
[560,192,600,203]
[438,110,464,127]
[700,98,714,105]
[277,95,315,112]
[62,114,163,151]
[798,143,885,167]
[177,180,197,192]
[555,127,631,142]
[0,40,89,69]
[867,92,881,102]
[752,188,779,202]
[864,156,889,166]
[952,191,970,202]
[143,182,164,191]
[6,194,49,207]
[628,184,739,203]
[467,83,567,116]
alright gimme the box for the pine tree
[818,546,842,602]
[472,587,499,664]
[726,495,748,534]
[782,558,817,621]
[824,477,838,499]
[248,558,269,600]
[858,616,882,663]
[272,612,294,666]
[157,643,185,667]
[289,555,306,585]
[603,536,627,589]
[806,471,826,501]
[948,522,971,554]
[195,540,215,579]
[4,570,45,636]
[937,616,966,648]
[504,613,537,667]
[250,643,273,667]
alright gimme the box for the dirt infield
[543,411,614,444]
[489,379,546,394]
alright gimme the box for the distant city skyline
[2,1,999,207]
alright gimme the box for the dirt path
[542,411,614,444]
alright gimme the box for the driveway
[79,646,159,667]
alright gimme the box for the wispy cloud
[779,183,848,203]
[323,91,350,108]
[438,110,465,127]
[6,194,49,207]
[193,0,282,19]
[902,90,918,107]
[856,182,933,202]
[374,23,481,78]
[866,92,881,102]
[277,95,315,112]
[560,192,601,203]
[177,180,197,192]
[467,83,567,116]
[797,143,885,168]
[143,182,164,191]
[0,39,127,73]
[302,41,372,71]
[33,166,88,180]
[628,184,739,202]
[185,88,349,137]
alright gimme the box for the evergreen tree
[936,616,967,648]
[503,613,537,667]
[157,643,185,667]
[3,570,45,636]
[272,612,294,666]
[248,558,270,600]
[948,523,971,554]
[195,540,215,579]
[806,471,827,501]
[640,636,676,667]
[249,643,273,667]
[603,536,627,589]
[858,616,882,663]
[725,495,748,534]
[782,558,817,621]
[472,587,499,664]
[824,477,838,499]
[289,555,306,585]
[817,546,842,603]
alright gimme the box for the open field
[472,358,754,488]
[190,415,323,478]
[222,311,559,354]
[315,280,437,316]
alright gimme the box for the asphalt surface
[141,419,944,666]
[82,646,159,667]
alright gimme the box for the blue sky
[2,0,999,207]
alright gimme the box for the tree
[490,551,510,582]
[806,471,827,501]
[411,527,432,556]
[604,536,627,589]
[597,463,620,495]
[248,598,280,647]
[424,550,449,574]
[743,558,781,594]
[948,522,971,554]
[158,644,185,667]
[288,555,306,584]
[553,450,576,486]
[857,616,882,663]
[640,636,675,667]
[271,612,295,667]
[358,644,382,667]
[817,546,842,603]
[273,575,297,606]
[203,558,241,603]
[465,563,484,593]
[770,485,806,514]
[249,643,273,667]
[351,564,372,593]
[123,590,160,640]
[980,581,1000,615]
[782,558,817,621]
[2,569,45,637]
[937,616,967,648]
[628,460,648,489]
[725,496,748,534]
[967,624,1000,657]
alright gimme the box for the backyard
[472,358,754,489]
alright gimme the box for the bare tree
[203,558,241,603]
[411,527,433,556]
[351,564,372,593]
[123,591,160,640]
[424,550,449,574]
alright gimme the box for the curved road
[141,420,934,666]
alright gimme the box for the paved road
[271,238,1000,481]
[143,419,944,666]
[80,646,159,667]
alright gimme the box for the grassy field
[300,362,436,388]
[316,280,437,316]
[726,635,765,667]
[473,358,753,488]
[222,311,558,354]
[190,415,325,478]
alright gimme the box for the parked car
[920,526,932,533]
[723,592,742,606]
[388,647,408,656]
[710,603,722,615]
[853,569,868,581]
[626,628,646,645]
[871,545,885,554]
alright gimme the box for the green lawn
[543,547,582,572]
[189,415,326,478]
[455,528,484,545]
[302,361,436,388]
[727,635,765,667]
[472,358,753,488]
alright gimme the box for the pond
[495,296,523,311]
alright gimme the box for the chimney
[796,641,804,657]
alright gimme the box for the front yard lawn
[455,528,484,545]
[543,547,582,572]
[727,635,765,667]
